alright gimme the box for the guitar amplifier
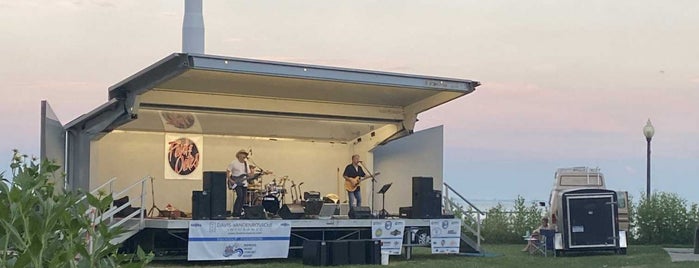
[399,206,412,218]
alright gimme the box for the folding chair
[538,229,555,257]
[525,229,555,257]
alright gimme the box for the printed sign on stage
[371,220,405,255]
[188,220,292,261]
[430,219,461,254]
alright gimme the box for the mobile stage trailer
[40,53,481,257]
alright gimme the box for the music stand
[378,183,392,219]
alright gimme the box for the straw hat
[236,149,249,157]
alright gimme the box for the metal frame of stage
[121,217,433,260]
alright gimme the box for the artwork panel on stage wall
[164,133,203,180]
[160,111,202,133]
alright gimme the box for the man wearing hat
[227,149,254,217]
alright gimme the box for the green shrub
[0,151,152,267]
[479,197,543,244]
[633,191,698,244]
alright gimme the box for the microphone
[249,149,253,156]
[358,160,363,163]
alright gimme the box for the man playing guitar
[342,154,374,209]
[227,149,255,217]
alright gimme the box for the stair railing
[443,182,485,250]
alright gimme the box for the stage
[120,217,437,260]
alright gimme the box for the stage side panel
[40,101,66,191]
[91,131,351,213]
[372,125,443,214]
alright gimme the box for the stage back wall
[91,131,359,212]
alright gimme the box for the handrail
[84,175,149,251]
[443,182,485,251]
[444,182,485,215]
[78,177,117,202]
[113,176,151,199]
[90,177,117,195]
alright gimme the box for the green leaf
[86,194,101,209]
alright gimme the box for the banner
[430,219,461,254]
[188,220,292,261]
[164,134,203,180]
[371,220,405,255]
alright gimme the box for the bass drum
[261,194,280,215]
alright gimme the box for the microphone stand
[147,176,160,217]
[359,161,377,214]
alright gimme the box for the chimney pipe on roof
[182,0,204,54]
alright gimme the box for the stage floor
[140,217,432,229]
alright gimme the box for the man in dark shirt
[343,154,367,208]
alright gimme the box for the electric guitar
[344,172,380,192]
[227,171,271,190]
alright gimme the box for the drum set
[245,176,290,214]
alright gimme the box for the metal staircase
[443,182,486,254]
[85,176,150,247]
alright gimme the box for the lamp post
[643,119,655,201]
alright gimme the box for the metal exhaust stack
[182,0,204,54]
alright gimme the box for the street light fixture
[643,119,655,201]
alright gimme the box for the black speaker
[304,199,324,216]
[279,204,305,219]
[242,205,267,220]
[412,177,437,218]
[329,240,349,265]
[431,190,443,217]
[366,239,382,264]
[203,171,227,220]
[191,191,210,220]
[349,206,373,219]
[302,240,329,266]
[348,240,367,265]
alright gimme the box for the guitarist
[226,149,254,217]
[343,154,369,208]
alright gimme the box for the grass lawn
[149,244,697,268]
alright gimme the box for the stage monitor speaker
[349,206,373,219]
[399,206,412,218]
[279,204,305,219]
[348,240,367,265]
[242,205,267,220]
[329,240,349,265]
[191,191,210,220]
[304,199,324,216]
[366,239,382,264]
[302,240,329,266]
[203,171,227,220]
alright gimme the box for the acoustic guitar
[344,172,380,192]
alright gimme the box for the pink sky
[1,0,697,203]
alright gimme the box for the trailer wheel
[555,250,564,257]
